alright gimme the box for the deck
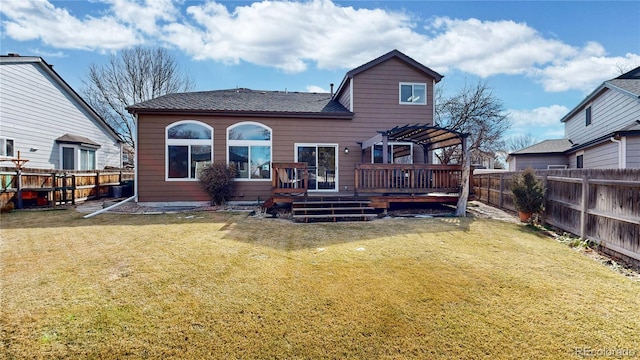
[266,163,466,210]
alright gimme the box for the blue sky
[1,0,639,143]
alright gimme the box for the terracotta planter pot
[518,211,532,222]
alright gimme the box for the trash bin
[112,185,123,198]
[122,180,134,197]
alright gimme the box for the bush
[197,163,237,205]
[511,168,545,214]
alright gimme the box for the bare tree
[434,80,510,165]
[505,133,538,153]
[83,47,195,150]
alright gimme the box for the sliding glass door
[296,144,337,191]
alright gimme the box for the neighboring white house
[0,54,123,170]
[509,67,640,170]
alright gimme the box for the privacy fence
[0,167,134,209]
[474,169,640,268]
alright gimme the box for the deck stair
[291,196,378,222]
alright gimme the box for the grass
[1,209,639,359]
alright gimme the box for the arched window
[166,121,213,180]
[227,122,272,180]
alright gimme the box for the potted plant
[510,168,545,222]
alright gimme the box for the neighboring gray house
[509,67,640,170]
[0,54,123,170]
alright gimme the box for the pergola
[360,124,468,164]
[360,124,472,216]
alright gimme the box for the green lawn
[1,209,639,359]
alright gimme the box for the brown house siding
[136,58,438,204]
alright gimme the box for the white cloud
[306,85,328,93]
[1,0,141,50]
[507,105,568,138]
[421,17,577,77]
[1,0,637,93]
[164,0,420,72]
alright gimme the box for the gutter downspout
[610,136,626,169]
[84,114,139,218]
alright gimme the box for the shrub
[197,163,237,205]
[511,168,545,214]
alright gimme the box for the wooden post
[95,171,100,199]
[62,173,68,204]
[541,173,548,226]
[456,137,470,217]
[498,173,504,208]
[580,174,588,239]
[71,174,77,205]
[15,169,23,209]
[52,172,57,209]
[382,134,389,164]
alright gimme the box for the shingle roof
[127,88,352,117]
[607,78,640,97]
[509,139,574,155]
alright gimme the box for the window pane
[400,85,412,103]
[250,146,271,179]
[62,147,75,170]
[168,146,189,178]
[393,145,412,164]
[229,124,271,141]
[230,146,249,178]
[191,145,212,178]
[5,139,14,157]
[168,123,211,139]
[79,149,96,170]
[413,84,426,104]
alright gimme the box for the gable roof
[509,139,574,156]
[334,49,443,99]
[0,54,123,143]
[560,66,640,123]
[127,88,353,119]
[1,54,123,142]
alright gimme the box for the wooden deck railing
[355,164,464,194]
[272,163,308,195]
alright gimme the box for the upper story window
[166,121,213,180]
[227,122,272,180]
[399,83,426,105]
[585,106,592,126]
[0,137,14,157]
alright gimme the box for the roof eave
[126,108,354,120]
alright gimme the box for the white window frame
[576,150,585,169]
[59,144,98,170]
[399,82,427,105]
[371,142,414,164]
[0,137,15,157]
[227,121,272,182]
[295,143,339,192]
[165,120,214,181]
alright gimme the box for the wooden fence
[474,169,640,268]
[0,167,134,209]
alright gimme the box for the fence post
[95,171,100,200]
[72,175,77,205]
[52,172,57,209]
[15,169,23,209]
[541,173,548,226]
[486,174,491,205]
[499,174,504,208]
[580,175,588,239]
